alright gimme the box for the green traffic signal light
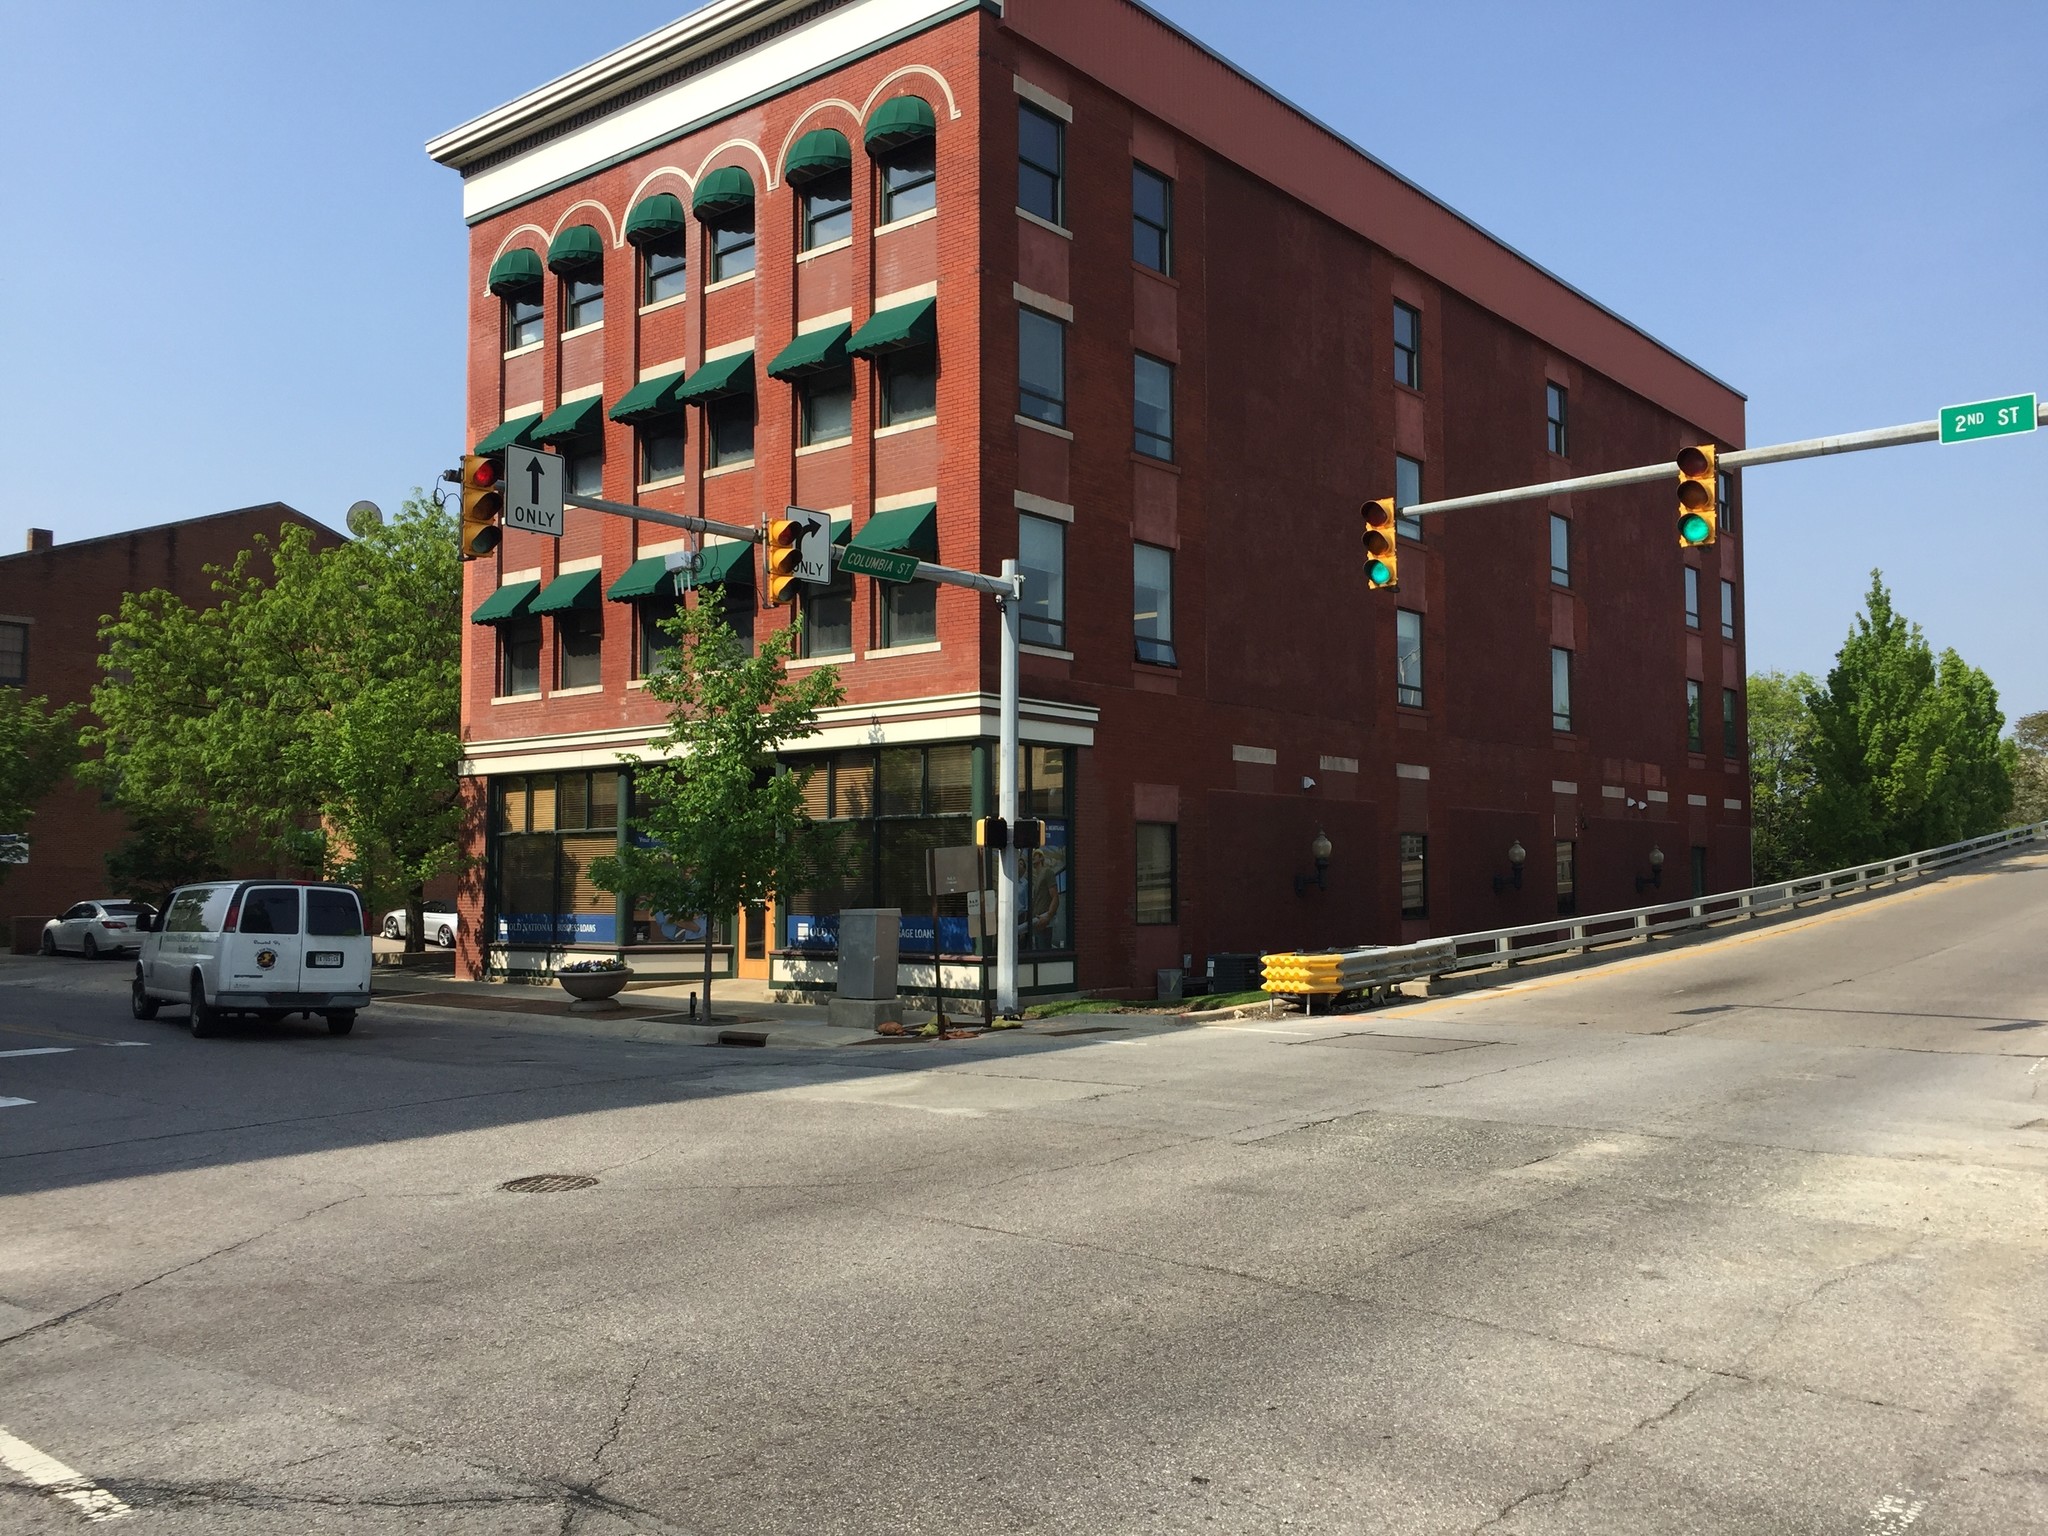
[1678,511,1712,545]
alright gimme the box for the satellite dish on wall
[345,500,384,537]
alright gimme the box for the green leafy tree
[1803,573,2014,868]
[589,593,845,1019]
[2010,711,2048,826]
[0,692,80,883]
[1746,670,1818,884]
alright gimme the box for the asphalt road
[3,850,2046,1534]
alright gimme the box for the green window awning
[624,192,686,246]
[864,95,935,151]
[532,395,604,444]
[847,297,937,358]
[692,165,755,216]
[785,128,852,182]
[766,323,851,380]
[528,568,603,615]
[607,543,756,603]
[547,224,603,273]
[609,371,687,423]
[695,540,754,587]
[849,503,938,560]
[676,350,754,403]
[487,248,544,296]
[475,413,542,454]
[470,579,538,625]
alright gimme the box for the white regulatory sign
[786,506,835,585]
[503,445,564,538]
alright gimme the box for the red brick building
[428,0,1748,995]
[0,507,338,934]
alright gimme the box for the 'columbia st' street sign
[838,545,919,583]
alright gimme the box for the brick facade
[434,0,1747,994]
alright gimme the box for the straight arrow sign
[503,445,564,537]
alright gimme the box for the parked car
[381,899,459,948]
[133,881,372,1037]
[40,900,155,959]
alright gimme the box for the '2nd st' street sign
[1938,393,2037,446]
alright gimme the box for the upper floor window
[558,608,603,689]
[504,293,543,350]
[1135,823,1177,924]
[878,348,937,427]
[0,621,25,687]
[1400,833,1428,919]
[1133,544,1176,666]
[1717,469,1734,533]
[1687,679,1705,753]
[1396,609,1424,708]
[1550,514,1571,586]
[1018,309,1066,427]
[706,394,754,467]
[1018,514,1066,648]
[1018,102,1064,225]
[1546,382,1569,456]
[1551,647,1573,731]
[1393,301,1421,388]
[800,369,853,446]
[564,441,602,497]
[501,617,542,697]
[1133,354,1174,460]
[1684,566,1701,629]
[1132,163,1172,273]
[802,575,853,659]
[640,420,686,485]
[882,583,937,648]
[1720,579,1736,640]
[563,275,603,331]
[801,168,854,249]
[879,137,936,224]
[642,236,687,304]
[1723,687,1740,757]
[709,208,756,282]
[548,225,603,330]
[1395,454,1424,540]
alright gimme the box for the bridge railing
[1261,819,2048,1002]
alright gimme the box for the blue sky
[4,0,2043,716]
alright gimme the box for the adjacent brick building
[0,506,338,934]
[428,0,1749,995]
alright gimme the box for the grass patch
[1022,988,1271,1020]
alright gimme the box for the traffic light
[459,453,503,560]
[1011,818,1044,851]
[765,518,805,604]
[1362,498,1399,589]
[1676,444,1718,548]
[975,816,1008,850]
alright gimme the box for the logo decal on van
[256,948,279,970]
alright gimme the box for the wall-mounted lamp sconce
[1492,839,1527,894]
[1294,829,1333,896]
[1635,844,1665,894]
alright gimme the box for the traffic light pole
[563,491,1029,1015]
[1393,399,2048,522]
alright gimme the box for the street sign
[839,545,919,583]
[783,507,834,585]
[503,445,564,536]
[1939,393,2037,445]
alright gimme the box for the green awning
[607,556,671,602]
[766,323,851,380]
[692,165,754,216]
[609,371,687,423]
[849,503,938,560]
[676,350,754,402]
[847,297,936,357]
[528,568,603,615]
[470,580,538,625]
[475,413,542,454]
[606,543,756,603]
[831,518,851,545]
[531,395,603,443]
[624,192,686,246]
[695,541,753,587]
[487,248,544,296]
[864,95,935,151]
[785,128,852,182]
[547,224,603,273]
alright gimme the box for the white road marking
[0,1097,33,1109]
[0,1047,73,1058]
[1862,1488,1928,1532]
[0,1426,132,1522]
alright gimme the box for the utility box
[836,909,900,1000]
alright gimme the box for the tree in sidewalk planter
[1746,670,1819,886]
[83,495,466,944]
[588,591,847,1022]
[0,692,79,884]
[1800,573,2016,870]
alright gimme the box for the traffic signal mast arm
[1387,398,2048,523]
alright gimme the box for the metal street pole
[996,558,1022,1015]
[1394,398,2048,522]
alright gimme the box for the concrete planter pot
[558,968,632,1007]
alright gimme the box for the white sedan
[41,900,155,959]
[381,900,459,948]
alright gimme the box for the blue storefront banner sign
[496,912,618,945]
[787,913,972,954]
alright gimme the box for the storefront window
[489,771,624,946]
[1015,745,1072,953]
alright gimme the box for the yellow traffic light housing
[1362,498,1399,589]
[1677,444,1718,547]
[764,518,805,604]
[459,453,503,560]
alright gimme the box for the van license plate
[308,952,344,967]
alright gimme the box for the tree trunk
[405,884,425,954]
[702,922,714,1022]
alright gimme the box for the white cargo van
[133,881,373,1037]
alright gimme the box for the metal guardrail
[1263,820,2048,1002]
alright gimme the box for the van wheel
[324,1011,356,1036]
[131,975,160,1020]
[189,975,220,1038]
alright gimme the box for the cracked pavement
[2,851,2046,1532]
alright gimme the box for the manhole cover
[499,1174,598,1194]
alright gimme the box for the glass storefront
[491,771,623,945]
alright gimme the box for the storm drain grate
[499,1174,598,1194]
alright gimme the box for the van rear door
[229,886,304,994]
[303,887,371,1000]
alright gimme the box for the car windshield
[308,889,363,937]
